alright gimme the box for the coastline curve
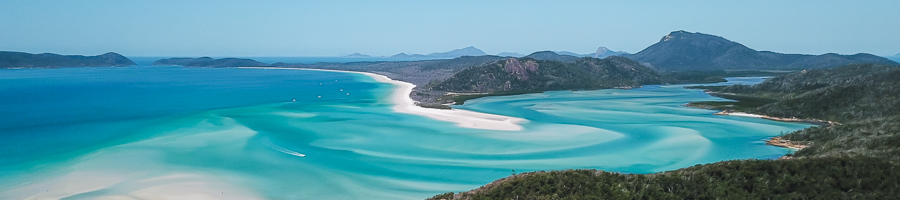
[238,67,527,131]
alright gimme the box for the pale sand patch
[4,172,262,200]
[240,67,527,131]
[723,112,765,118]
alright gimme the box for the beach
[239,67,527,131]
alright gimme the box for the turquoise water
[0,67,811,199]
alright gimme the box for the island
[0,51,135,69]
[152,57,268,68]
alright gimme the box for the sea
[0,61,813,199]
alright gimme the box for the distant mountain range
[152,57,268,68]
[593,47,628,58]
[553,47,628,59]
[495,47,626,59]
[624,30,899,71]
[0,51,135,68]
[390,46,487,59]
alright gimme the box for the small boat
[292,98,296,102]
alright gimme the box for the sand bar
[240,67,527,131]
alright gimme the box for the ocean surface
[0,66,812,199]
[128,57,425,66]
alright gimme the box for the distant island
[152,57,268,68]
[0,51,135,69]
[624,30,898,71]
[390,46,487,59]
[496,52,525,57]
[497,46,627,59]
[343,53,371,58]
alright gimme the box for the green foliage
[785,116,900,159]
[665,70,794,84]
[431,157,900,200]
[685,93,777,112]
[718,64,900,122]
[433,56,664,93]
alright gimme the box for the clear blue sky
[1,0,898,57]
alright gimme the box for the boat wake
[262,137,306,157]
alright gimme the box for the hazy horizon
[2,0,898,57]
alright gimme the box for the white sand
[724,112,765,118]
[240,67,527,131]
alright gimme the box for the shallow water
[0,67,810,199]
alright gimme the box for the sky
[1,0,898,57]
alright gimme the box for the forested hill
[0,51,135,68]
[718,63,900,122]
[152,57,269,68]
[624,31,898,71]
[430,157,899,200]
[431,56,664,93]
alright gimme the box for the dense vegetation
[431,157,899,200]
[703,64,900,122]
[784,116,900,160]
[433,56,664,93]
[624,31,898,71]
[430,63,900,200]
[0,51,135,68]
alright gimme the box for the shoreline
[239,67,527,131]
[712,110,835,126]
[765,136,808,150]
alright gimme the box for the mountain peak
[660,30,729,43]
[593,47,628,58]
[626,31,899,71]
